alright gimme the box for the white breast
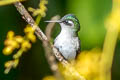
[54,28,79,60]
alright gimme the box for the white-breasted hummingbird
[45,14,80,61]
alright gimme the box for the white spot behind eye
[68,20,73,25]
[62,20,74,27]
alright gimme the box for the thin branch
[14,2,47,41]
[43,15,63,80]
[45,15,60,41]
[14,1,68,65]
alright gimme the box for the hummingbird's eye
[63,20,73,26]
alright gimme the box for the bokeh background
[0,0,120,80]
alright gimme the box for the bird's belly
[54,39,77,60]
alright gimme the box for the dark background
[0,0,120,80]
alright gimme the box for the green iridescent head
[60,14,80,32]
[45,14,80,33]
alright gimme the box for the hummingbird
[45,14,80,61]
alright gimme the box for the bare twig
[14,2,47,41]
[43,15,63,79]
[45,15,60,41]
[14,1,68,65]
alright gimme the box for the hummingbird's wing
[54,45,68,61]
[75,39,81,59]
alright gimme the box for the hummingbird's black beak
[45,20,62,23]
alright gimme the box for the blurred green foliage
[67,0,112,50]
[0,0,120,80]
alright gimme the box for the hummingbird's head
[45,14,80,33]
[60,14,80,32]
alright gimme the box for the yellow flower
[24,25,34,33]
[26,33,36,42]
[14,36,23,43]
[4,39,19,49]
[4,59,19,74]
[4,60,13,68]
[28,0,48,17]
[3,46,13,55]
[75,49,101,80]
[4,39,13,46]
[24,25,36,42]
[42,76,56,80]
[21,40,31,51]
[7,31,14,39]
